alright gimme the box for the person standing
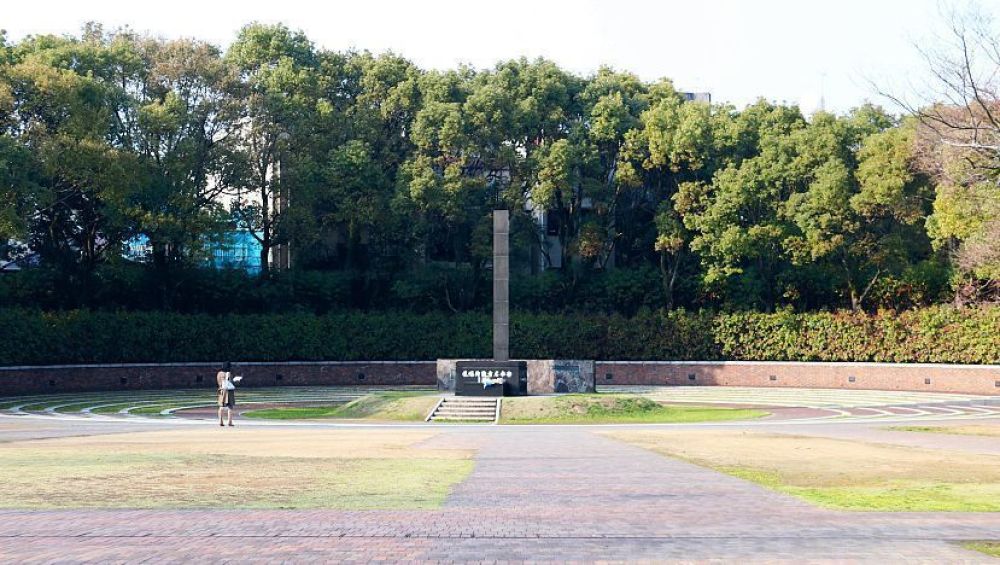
[217,362,239,427]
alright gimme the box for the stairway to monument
[427,397,499,423]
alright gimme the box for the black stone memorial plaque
[455,360,527,397]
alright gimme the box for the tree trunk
[258,182,271,279]
[758,257,774,312]
[259,237,270,279]
[856,270,881,312]
[150,242,171,310]
[659,252,679,310]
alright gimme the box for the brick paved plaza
[1,389,999,563]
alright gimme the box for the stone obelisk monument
[493,210,510,362]
[445,209,590,396]
[450,209,527,396]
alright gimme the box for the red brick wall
[596,361,1000,395]
[3,360,998,396]
[0,361,436,396]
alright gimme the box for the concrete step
[441,400,497,405]
[439,401,496,407]
[436,403,496,410]
[428,397,499,423]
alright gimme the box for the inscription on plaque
[455,360,528,397]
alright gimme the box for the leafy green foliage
[0,306,995,365]
[714,306,1000,363]
[0,23,993,317]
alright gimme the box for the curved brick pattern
[0,535,989,562]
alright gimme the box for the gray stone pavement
[0,418,178,443]
[1,419,999,562]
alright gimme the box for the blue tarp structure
[124,231,263,273]
[211,231,263,272]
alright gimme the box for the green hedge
[714,307,1000,364]
[0,306,997,365]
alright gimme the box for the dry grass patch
[960,541,1000,558]
[607,430,1000,512]
[244,393,440,421]
[0,428,466,459]
[0,422,57,432]
[887,424,1000,438]
[333,394,440,421]
[501,394,765,424]
[0,428,473,509]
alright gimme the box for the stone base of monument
[439,359,595,395]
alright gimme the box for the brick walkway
[1,425,998,562]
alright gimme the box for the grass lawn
[53,402,117,414]
[87,402,205,416]
[0,399,30,410]
[960,541,1000,558]
[887,424,1000,438]
[244,391,439,421]
[88,403,139,414]
[127,404,189,416]
[607,430,1000,511]
[500,394,767,424]
[0,428,472,509]
[89,402,189,415]
[242,404,347,419]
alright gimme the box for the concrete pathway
[1,422,998,562]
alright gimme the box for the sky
[1,0,985,115]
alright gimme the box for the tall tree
[0,52,42,264]
[3,32,137,287]
[675,101,806,310]
[225,23,318,277]
[127,35,235,269]
[617,95,724,308]
[781,109,900,311]
[887,4,1000,302]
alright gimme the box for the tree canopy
[0,23,992,314]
